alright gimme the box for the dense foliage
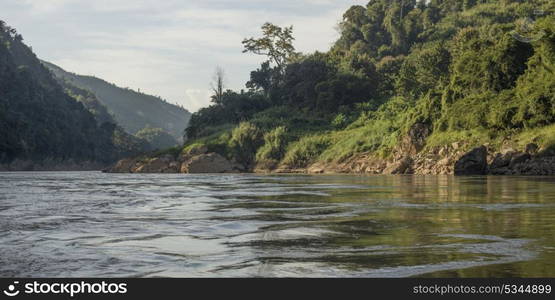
[135,126,179,151]
[184,0,555,169]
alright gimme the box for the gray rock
[106,158,138,173]
[454,145,488,175]
[135,155,178,173]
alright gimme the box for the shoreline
[104,142,555,176]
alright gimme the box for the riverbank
[105,140,555,176]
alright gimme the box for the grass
[514,123,555,151]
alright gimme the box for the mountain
[0,20,147,169]
[42,61,191,142]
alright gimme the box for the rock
[489,151,515,170]
[451,142,460,150]
[518,156,555,175]
[308,166,324,174]
[509,152,531,168]
[454,145,488,175]
[525,143,539,155]
[181,153,241,173]
[490,167,510,175]
[383,157,413,174]
[438,147,447,156]
[437,157,451,166]
[107,158,138,173]
[135,155,178,173]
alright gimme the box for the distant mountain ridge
[42,61,191,141]
[0,21,149,168]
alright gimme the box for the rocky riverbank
[106,138,555,176]
[105,145,244,174]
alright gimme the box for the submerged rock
[454,146,488,175]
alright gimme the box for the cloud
[184,89,213,112]
[2,0,367,112]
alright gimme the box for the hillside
[109,0,555,175]
[0,21,149,170]
[42,61,191,142]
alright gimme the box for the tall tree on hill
[242,22,296,72]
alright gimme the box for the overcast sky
[2,0,367,112]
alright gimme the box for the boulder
[106,158,138,173]
[454,146,488,175]
[180,153,241,173]
[135,155,178,173]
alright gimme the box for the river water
[0,172,554,277]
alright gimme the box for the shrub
[332,113,349,129]
[228,122,263,167]
[255,126,288,163]
[281,134,332,168]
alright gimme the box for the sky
[2,0,368,112]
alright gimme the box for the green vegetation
[135,126,179,151]
[255,126,288,168]
[3,1,555,170]
[228,122,263,168]
[182,0,555,170]
[42,60,191,141]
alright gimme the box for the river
[1,172,554,277]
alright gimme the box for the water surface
[1,172,554,277]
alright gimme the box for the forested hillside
[42,61,190,143]
[0,21,147,169]
[171,0,555,174]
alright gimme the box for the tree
[242,23,296,71]
[210,66,226,104]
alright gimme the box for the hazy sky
[2,0,367,112]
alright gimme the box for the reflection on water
[0,172,554,277]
